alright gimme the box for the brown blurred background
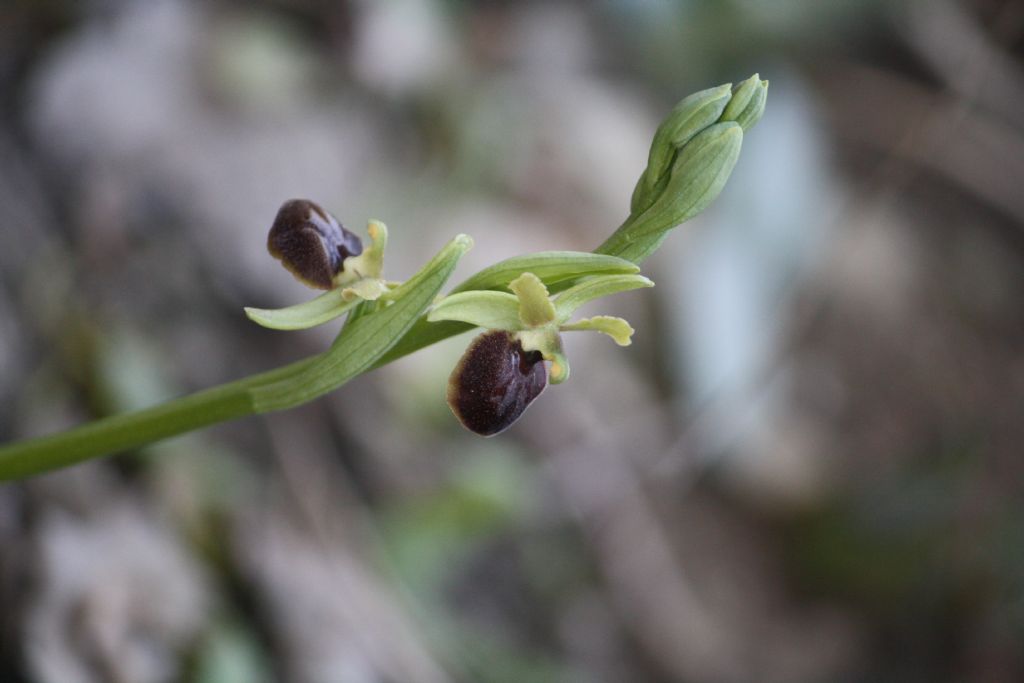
[1,0,1023,681]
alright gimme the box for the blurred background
[1,0,1023,681]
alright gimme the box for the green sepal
[244,289,360,331]
[453,252,639,294]
[598,122,743,264]
[554,274,653,322]
[427,290,521,330]
[561,316,635,346]
[251,234,473,412]
[509,273,556,327]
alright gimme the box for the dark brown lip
[447,330,547,436]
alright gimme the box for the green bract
[630,83,733,217]
[720,73,769,132]
[553,274,654,322]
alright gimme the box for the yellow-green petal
[561,316,635,346]
[509,272,556,327]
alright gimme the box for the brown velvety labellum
[267,199,364,289]
[447,331,547,436]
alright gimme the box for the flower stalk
[0,75,767,480]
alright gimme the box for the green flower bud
[719,73,768,132]
[630,83,733,216]
[599,74,767,265]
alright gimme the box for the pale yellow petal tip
[613,332,634,347]
[600,328,634,346]
[366,220,387,242]
[510,271,556,327]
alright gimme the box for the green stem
[594,212,668,263]
[0,365,274,480]
[0,235,469,481]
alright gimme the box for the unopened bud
[720,74,768,132]
[631,83,732,216]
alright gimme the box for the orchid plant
[0,75,767,480]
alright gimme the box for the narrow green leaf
[453,252,639,294]
[554,274,654,321]
[428,291,522,330]
[250,234,473,412]
[561,316,635,346]
[244,289,359,330]
[509,273,556,327]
